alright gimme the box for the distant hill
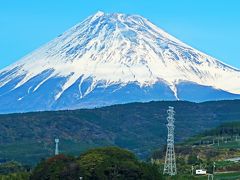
[0,100,240,165]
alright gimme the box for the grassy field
[212,140,240,149]
[162,171,240,180]
[194,171,240,180]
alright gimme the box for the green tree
[77,147,162,179]
[30,147,163,180]
[0,172,29,180]
[30,154,81,180]
[187,154,198,165]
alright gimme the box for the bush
[31,147,163,180]
[0,161,26,175]
[0,172,30,180]
[30,154,81,180]
[187,154,198,165]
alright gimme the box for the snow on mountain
[0,11,240,113]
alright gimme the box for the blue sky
[1,0,240,69]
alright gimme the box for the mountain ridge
[0,11,240,113]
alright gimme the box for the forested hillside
[0,100,239,165]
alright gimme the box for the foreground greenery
[1,140,240,179]
[0,101,239,179]
[0,161,30,180]
[30,147,162,180]
[0,172,30,180]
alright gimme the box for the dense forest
[0,100,239,165]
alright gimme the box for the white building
[196,169,207,175]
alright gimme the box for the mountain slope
[0,11,240,113]
[0,100,240,165]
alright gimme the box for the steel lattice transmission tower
[163,106,177,176]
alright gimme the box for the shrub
[31,147,163,180]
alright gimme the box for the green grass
[180,172,240,180]
[215,161,237,168]
[214,172,240,180]
[212,140,240,149]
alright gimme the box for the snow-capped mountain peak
[0,11,239,113]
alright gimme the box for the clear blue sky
[1,0,240,69]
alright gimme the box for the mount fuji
[0,11,240,113]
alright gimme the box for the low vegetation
[0,161,30,180]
